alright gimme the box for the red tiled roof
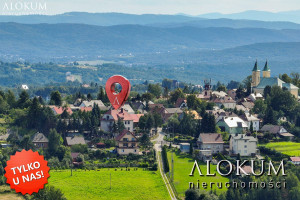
[80,107,93,112]
[50,106,73,115]
[104,109,133,121]
[130,114,144,123]
[290,157,300,162]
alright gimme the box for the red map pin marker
[105,75,131,110]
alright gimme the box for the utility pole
[171,150,174,183]
[70,155,73,176]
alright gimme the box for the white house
[229,134,257,156]
[240,113,260,131]
[101,108,134,132]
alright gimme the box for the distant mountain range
[197,10,300,24]
[0,11,299,83]
[0,12,300,30]
[0,12,194,26]
[1,22,300,62]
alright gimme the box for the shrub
[161,146,170,173]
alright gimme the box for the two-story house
[101,108,134,132]
[229,134,257,156]
[197,133,224,160]
[115,130,139,155]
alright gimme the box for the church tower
[262,60,271,78]
[251,60,260,87]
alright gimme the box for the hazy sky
[2,0,300,15]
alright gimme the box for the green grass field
[260,142,300,156]
[48,169,170,200]
[167,151,229,199]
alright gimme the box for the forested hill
[1,22,300,61]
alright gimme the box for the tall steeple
[251,60,260,87]
[252,60,259,71]
[262,60,270,78]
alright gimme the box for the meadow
[167,150,229,199]
[48,168,170,200]
[260,142,300,156]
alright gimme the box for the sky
[1,0,300,15]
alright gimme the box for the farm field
[260,142,300,156]
[48,169,170,200]
[167,150,229,199]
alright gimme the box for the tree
[217,85,227,92]
[185,189,199,200]
[141,92,154,102]
[27,97,41,129]
[17,90,30,108]
[296,115,300,127]
[253,99,267,114]
[148,83,162,98]
[6,90,16,109]
[236,85,245,99]
[264,106,277,125]
[139,133,151,148]
[281,73,292,83]
[187,94,199,110]
[87,93,92,100]
[227,80,240,90]
[32,185,67,200]
[163,87,169,98]
[20,135,33,150]
[169,88,184,104]
[201,113,216,133]
[0,95,8,114]
[189,142,193,155]
[117,118,125,133]
[145,114,154,131]
[180,112,196,136]
[48,129,63,157]
[138,115,147,131]
[263,85,272,98]
[153,113,163,129]
[50,91,62,106]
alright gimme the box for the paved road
[151,129,177,200]
[152,128,165,152]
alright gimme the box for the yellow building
[115,130,139,155]
[251,61,298,98]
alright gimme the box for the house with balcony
[115,130,139,155]
[197,133,224,160]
